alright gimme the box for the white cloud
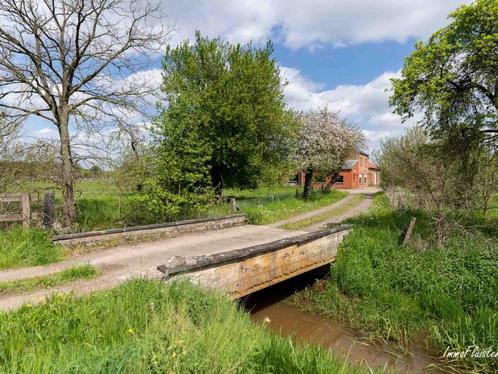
[121,65,410,150]
[281,67,411,149]
[24,65,408,151]
[30,127,58,139]
[165,0,470,49]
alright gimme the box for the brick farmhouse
[296,152,380,190]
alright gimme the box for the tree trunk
[211,164,224,200]
[303,166,313,199]
[59,113,76,226]
[324,170,339,192]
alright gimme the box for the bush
[127,179,214,225]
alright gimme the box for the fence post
[21,193,31,229]
[403,217,417,246]
[43,191,55,229]
[230,198,237,214]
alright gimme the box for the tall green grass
[76,196,129,231]
[289,194,498,372]
[0,227,61,269]
[0,279,368,373]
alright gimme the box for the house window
[289,174,298,183]
[334,175,344,184]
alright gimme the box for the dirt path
[0,225,306,310]
[270,190,377,231]
[268,194,357,228]
[303,194,373,232]
[0,189,379,311]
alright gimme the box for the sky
[158,0,470,150]
[22,0,470,151]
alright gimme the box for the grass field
[7,179,347,230]
[0,265,98,294]
[0,279,371,373]
[289,194,498,373]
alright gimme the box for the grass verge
[0,227,62,269]
[288,194,498,373]
[0,279,371,373]
[0,265,99,294]
[281,194,364,230]
[215,187,348,224]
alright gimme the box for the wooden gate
[0,193,32,228]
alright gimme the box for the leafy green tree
[390,0,497,149]
[161,32,296,193]
[127,110,214,224]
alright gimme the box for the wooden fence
[0,193,32,228]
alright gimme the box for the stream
[242,266,447,374]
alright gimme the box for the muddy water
[242,266,447,374]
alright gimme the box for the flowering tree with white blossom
[296,108,365,198]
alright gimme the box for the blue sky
[273,39,416,88]
[12,0,470,151]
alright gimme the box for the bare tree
[379,126,497,246]
[0,0,170,225]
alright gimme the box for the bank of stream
[242,266,448,374]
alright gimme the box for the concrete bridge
[0,192,371,310]
[157,225,351,298]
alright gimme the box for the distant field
[6,178,129,231]
[488,193,498,218]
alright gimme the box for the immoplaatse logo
[443,346,498,360]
